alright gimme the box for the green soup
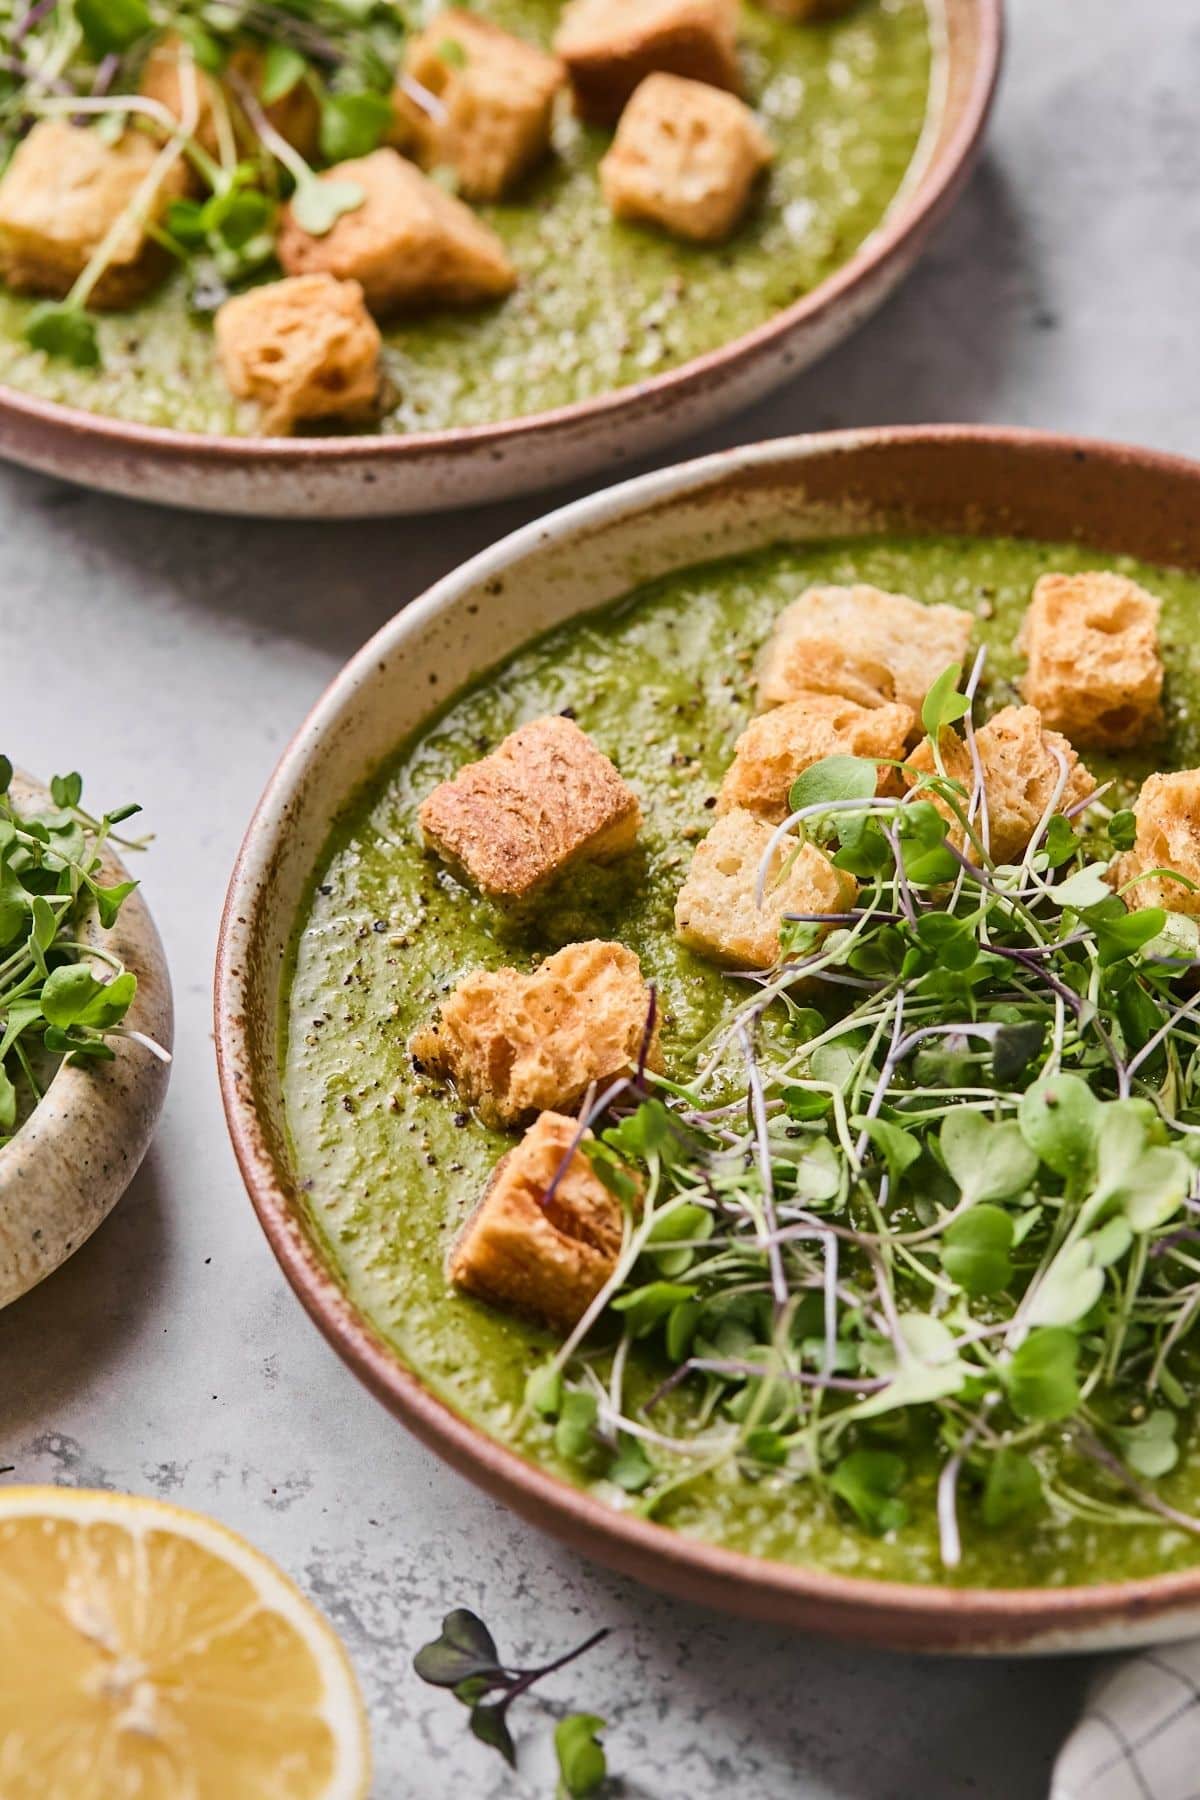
[283,534,1200,1589]
[0,0,932,434]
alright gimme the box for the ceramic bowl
[0,772,173,1309]
[215,426,1200,1651]
[0,0,1001,520]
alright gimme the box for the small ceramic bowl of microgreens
[220,425,1200,1652]
[0,761,172,1308]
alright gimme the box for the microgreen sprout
[531,662,1200,1568]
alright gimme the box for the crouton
[718,694,914,822]
[755,584,975,715]
[1018,571,1164,750]
[0,119,186,308]
[410,940,659,1127]
[139,34,320,163]
[905,705,1095,866]
[277,148,515,315]
[395,11,565,200]
[554,0,740,125]
[600,74,772,243]
[674,807,856,969]
[419,714,641,900]
[214,274,381,435]
[449,1111,630,1330]
[1110,770,1200,916]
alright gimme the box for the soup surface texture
[284,533,1200,1587]
[0,0,931,434]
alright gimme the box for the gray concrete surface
[0,0,1191,1791]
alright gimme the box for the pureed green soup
[286,534,1200,1589]
[0,0,932,435]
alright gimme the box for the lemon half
[0,1486,371,1799]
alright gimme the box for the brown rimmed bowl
[0,771,173,1309]
[215,426,1200,1651]
[0,0,1001,520]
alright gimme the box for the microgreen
[413,1608,610,1790]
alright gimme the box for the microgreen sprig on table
[413,1608,611,1796]
[526,658,1200,1569]
[0,755,167,1142]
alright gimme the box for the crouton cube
[718,693,914,822]
[755,584,975,714]
[410,940,659,1127]
[905,705,1095,866]
[1111,771,1200,916]
[0,119,185,308]
[554,0,741,125]
[277,148,515,315]
[395,11,565,200]
[419,714,641,900]
[674,807,856,969]
[214,274,381,435]
[140,34,320,163]
[600,74,771,243]
[449,1112,630,1330]
[1018,571,1164,749]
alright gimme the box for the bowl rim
[216,423,1200,1646]
[0,0,1002,475]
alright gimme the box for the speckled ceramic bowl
[0,0,1001,519]
[216,427,1200,1651]
[0,772,173,1309]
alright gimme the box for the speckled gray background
[0,0,1192,1791]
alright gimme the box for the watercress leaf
[469,1700,516,1768]
[1085,902,1168,967]
[787,754,878,819]
[261,41,308,103]
[76,0,152,57]
[554,1389,600,1461]
[1040,814,1079,868]
[858,1117,921,1190]
[1018,1073,1101,1177]
[609,1432,654,1493]
[895,801,959,885]
[524,1360,562,1418]
[829,1449,908,1535]
[39,963,103,1028]
[942,1204,1015,1297]
[914,911,978,970]
[921,664,970,738]
[981,1449,1042,1527]
[1006,1327,1080,1422]
[941,1112,1038,1205]
[319,90,394,162]
[412,1609,501,1688]
[610,1281,693,1338]
[1024,1238,1105,1328]
[24,302,100,369]
[290,176,365,237]
[1108,809,1138,853]
[555,1713,607,1798]
[1113,1408,1178,1480]
[77,969,136,1030]
[992,1021,1045,1087]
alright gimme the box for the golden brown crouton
[214,274,381,435]
[139,34,320,163]
[755,585,976,715]
[395,11,565,200]
[905,705,1095,866]
[419,714,641,900]
[1018,571,1164,750]
[674,807,856,969]
[718,694,914,822]
[0,119,185,308]
[1110,770,1200,916]
[277,148,515,315]
[449,1111,630,1330]
[410,940,659,1127]
[600,74,772,243]
[554,0,740,125]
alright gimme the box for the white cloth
[1052,1643,1200,1799]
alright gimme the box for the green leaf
[942,1204,1015,1297]
[666,1298,702,1362]
[412,1609,501,1689]
[470,1700,516,1769]
[90,879,137,930]
[610,1281,693,1339]
[1018,1073,1101,1178]
[0,863,30,946]
[555,1714,607,1798]
[981,1449,1041,1527]
[645,1201,712,1276]
[291,176,366,237]
[436,34,469,68]
[914,911,978,971]
[1024,1238,1105,1328]
[787,754,878,818]
[829,1449,908,1535]
[524,1360,562,1418]
[0,1062,15,1133]
[1108,809,1138,852]
[895,801,959,886]
[992,1020,1044,1086]
[554,1390,600,1462]
[0,755,11,794]
[1050,863,1114,910]
[50,772,83,809]
[1040,814,1079,868]
[941,1112,1038,1206]
[850,1315,969,1418]
[1084,900,1168,967]
[24,303,100,369]
[319,90,394,162]
[921,664,970,738]
[744,1427,788,1467]
[39,964,104,1028]
[1113,1408,1178,1480]
[609,1433,654,1493]
[858,1117,921,1190]
[261,41,308,103]
[1006,1327,1080,1422]
[75,0,151,56]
